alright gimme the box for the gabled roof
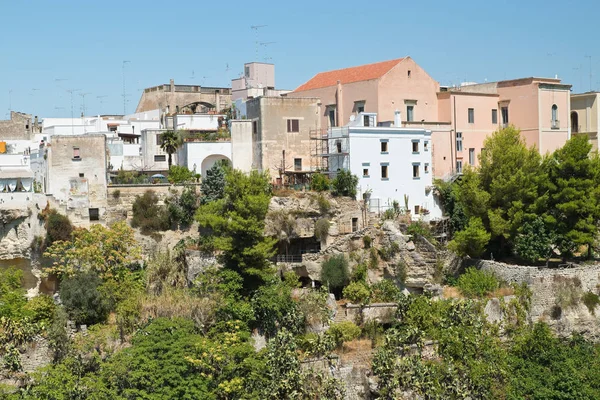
[293,58,405,92]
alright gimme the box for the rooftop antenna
[585,55,593,92]
[250,25,267,61]
[574,65,583,92]
[97,95,107,114]
[225,63,230,73]
[190,70,195,81]
[66,88,80,134]
[260,41,276,62]
[122,60,131,115]
[7,89,12,114]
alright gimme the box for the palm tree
[160,130,181,169]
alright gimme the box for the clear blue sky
[1,0,598,118]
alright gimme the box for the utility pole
[585,55,592,92]
[122,60,131,115]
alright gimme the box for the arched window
[571,111,579,133]
[552,104,558,128]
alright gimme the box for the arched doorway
[571,111,579,133]
[201,154,231,177]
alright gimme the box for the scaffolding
[309,127,350,177]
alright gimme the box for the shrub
[23,294,56,324]
[316,194,331,214]
[448,217,490,258]
[311,173,330,192]
[131,190,170,234]
[406,220,434,242]
[314,218,330,241]
[362,235,372,249]
[456,267,499,298]
[60,272,110,326]
[351,263,368,283]
[326,321,361,347]
[554,276,582,310]
[582,292,600,315]
[45,210,72,246]
[167,165,195,184]
[382,208,396,220]
[331,170,358,198]
[166,186,199,228]
[370,280,401,303]
[379,241,400,261]
[343,281,371,304]
[112,189,121,199]
[321,255,349,291]
[0,268,27,319]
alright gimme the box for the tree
[167,165,195,184]
[131,190,170,234]
[200,160,228,204]
[44,210,73,247]
[514,217,555,264]
[544,134,600,258]
[59,272,109,326]
[43,221,141,279]
[448,217,491,258]
[331,170,358,198]
[196,169,276,289]
[167,186,199,228]
[310,172,330,192]
[320,255,349,298]
[160,130,182,169]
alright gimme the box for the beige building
[136,79,232,114]
[46,135,108,224]
[242,96,321,182]
[571,92,599,151]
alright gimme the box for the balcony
[551,120,560,130]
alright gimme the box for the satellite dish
[349,115,356,122]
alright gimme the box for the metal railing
[275,254,303,263]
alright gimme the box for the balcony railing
[276,254,303,264]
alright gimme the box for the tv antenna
[260,41,276,62]
[250,25,267,61]
[122,60,131,115]
[79,92,91,117]
[585,55,593,92]
[65,88,80,134]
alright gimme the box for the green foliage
[23,294,56,325]
[131,190,170,234]
[60,272,110,326]
[554,276,582,310]
[326,321,361,347]
[342,281,370,304]
[167,164,195,183]
[0,268,27,319]
[434,179,468,233]
[160,130,182,169]
[362,235,372,249]
[406,220,434,242]
[166,186,199,228]
[583,291,600,315]
[331,169,358,198]
[112,169,148,184]
[456,267,499,298]
[46,307,70,362]
[351,263,368,283]
[448,217,491,258]
[370,279,401,303]
[251,279,304,338]
[316,193,331,214]
[379,241,400,261]
[320,255,349,291]
[44,210,72,247]
[314,218,330,241]
[514,216,555,263]
[145,248,187,296]
[200,160,228,204]
[44,221,141,279]
[196,169,276,290]
[310,172,330,192]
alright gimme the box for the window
[406,105,414,122]
[154,155,166,162]
[363,115,371,127]
[551,104,558,128]
[336,140,342,153]
[79,173,84,178]
[294,158,302,171]
[355,101,365,114]
[412,164,420,179]
[358,105,365,113]
[155,134,163,145]
[352,217,358,232]
[287,119,299,133]
[468,108,474,124]
[328,109,336,127]
[252,121,258,134]
[571,111,579,133]
[501,107,509,125]
[408,70,411,78]
[469,148,475,166]
[381,165,389,179]
[380,141,388,153]
[492,109,498,124]
[72,147,81,160]
[424,163,429,173]
[89,208,99,221]
[245,66,250,77]
[108,125,118,132]
[424,141,429,151]
[456,160,463,174]
[414,205,420,214]
[456,132,463,152]
[412,140,419,153]
[363,168,369,177]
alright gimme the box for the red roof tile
[294,58,405,92]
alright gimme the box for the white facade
[172,114,224,131]
[230,120,253,172]
[177,141,232,177]
[330,113,442,221]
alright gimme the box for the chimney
[336,80,343,127]
[170,79,175,93]
[394,110,401,127]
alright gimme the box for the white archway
[201,154,231,177]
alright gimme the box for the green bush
[45,210,72,246]
[456,267,499,298]
[316,194,331,214]
[406,220,434,242]
[0,268,27,319]
[311,173,330,192]
[60,272,110,326]
[342,281,370,304]
[326,321,361,347]
[448,217,490,258]
[167,186,199,228]
[351,263,368,283]
[314,218,330,241]
[583,292,600,315]
[167,165,195,184]
[362,235,372,249]
[23,294,56,324]
[331,170,358,198]
[370,280,401,303]
[131,190,170,234]
[379,241,400,261]
[320,255,349,291]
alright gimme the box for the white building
[177,141,231,177]
[328,112,442,220]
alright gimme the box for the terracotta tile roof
[294,58,405,92]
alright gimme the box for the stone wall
[0,112,32,140]
[339,303,398,325]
